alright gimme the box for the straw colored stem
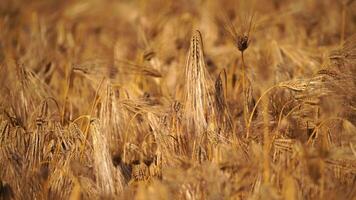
[241,52,248,126]
[340,4,346,45]
[246,84,281,139]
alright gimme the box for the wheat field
[0,0,356,199]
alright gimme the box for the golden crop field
[0,0,356,199]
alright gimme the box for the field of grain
[0,0,356,199]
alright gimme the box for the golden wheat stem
[123,111,144,143]
[277,100,294,127]
[307,117,344,145]
[277,102,304,128]
[80,77,105,159]
[246,84,281,139]
[340,4,347,45]
[241,52,249,126]
[72,115,91,124]
[262,94,270,184]
[61,66,73,124]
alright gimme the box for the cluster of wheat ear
[0,0,356,199]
